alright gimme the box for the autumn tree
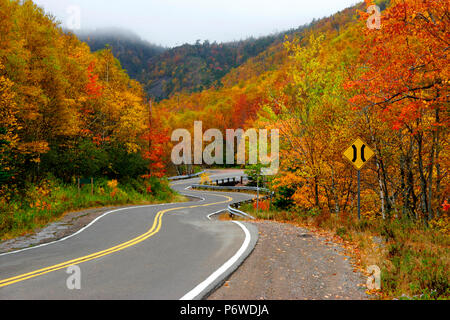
[0,0,157,184]
[347,0,449,221]
[0,61,18,185]
[141,101,170,179]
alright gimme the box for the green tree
[0,127,12,185]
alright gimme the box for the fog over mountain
[75,27,287,100]
[76,28,166,80]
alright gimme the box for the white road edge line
[206,209,226,220]
[179,220,251,300]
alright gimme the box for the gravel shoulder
[208,220,369,300]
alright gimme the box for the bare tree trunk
[331,168,340,217]
[342,180,352,214]
[436,162,442,218]
[407,147,419,220]
[427,130,436,220]
[435,108,442,218]
[400,153,408,218]
[314,176,320,208]
[377,167,386,219]
[416,132,429,221]
[364,109,390,219]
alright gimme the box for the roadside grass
[0,176,187,240]
[239,202,450,300]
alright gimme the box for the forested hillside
[153,2,368,133]
[77,28,166,81]
[140,2,378,101]
[154,0,448,226]
[78,25,319,101]
[76,4,371,102]
[141,35,284,100]
[78,28,285,101]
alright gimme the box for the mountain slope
[76,2,371,102]
[141,35,283,100]
[76,28,166,80]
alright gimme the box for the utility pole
[256,170,260,214]
[148,98,153,176]
[105,44,111,83]
[149,98,153,144]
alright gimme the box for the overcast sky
[33,0,359,47]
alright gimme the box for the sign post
[78,177,94,195]
[343,138,375,220]
[357,170,361,220]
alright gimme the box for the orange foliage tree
[347,0,449,220]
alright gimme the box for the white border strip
[179,221,251,300]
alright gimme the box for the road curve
[0,170,257,300]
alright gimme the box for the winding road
[0,170,257,300]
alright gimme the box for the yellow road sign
[343,138,375,170]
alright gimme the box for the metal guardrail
[169,173,248,185]
[167,170,207,181]
[228,205,256,220]
[211,176,247,186]
[190,184,271,193]
[190,184,275,220]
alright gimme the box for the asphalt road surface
[0,170,257,300]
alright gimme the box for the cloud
[33,0,359,47]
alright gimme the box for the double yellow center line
[0,194,232,288]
